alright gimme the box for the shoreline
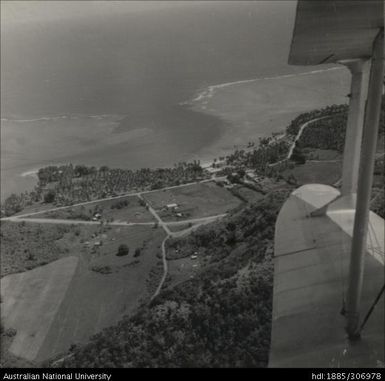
[20,169,39,178]
[184,65,349,165]
[2,66,350,200]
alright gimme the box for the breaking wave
[185,67,344,106]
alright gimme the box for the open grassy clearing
[85,225,164,273]
[12,203,59,217]
[36,225,165,363]
[230,185,265,203]
[167,223,195,233]
[0,256,79,362]
[143,181,241,222]
[0,332,35,368]
[167,257,199,287]
[282,161,342,186]
[166,239,211,288]
[29,195,154,223]
[1,224,166,364]
[305,149,341,161]
[1,221,153,277]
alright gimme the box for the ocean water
[1,1,333,199]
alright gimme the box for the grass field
[0,256,79,362]
[167,257,198,287]
[31,195,154,223]
[12,203,59,217]
[282,161,342,186]
[143,181,241,222]
[167,223,195,233]
[305,149,341,161]
[230,185,265,203]
[0,224,165,363]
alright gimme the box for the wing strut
[345,29,384,339]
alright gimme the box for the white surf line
[191,67,344,103]
[20,169,40,178]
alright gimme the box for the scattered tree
[117,244,129,257]
[44,190,56,204]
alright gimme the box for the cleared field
[167,257,198,287]
[0,256,79,362]
[167,223,195,233]
[143,181,241,222]
[31,195,154,223]
[305,149,341,161]
[282,161,342,186]
[0,225,165,364]
[36,225,165,362]
[12,203,59,217]
[231,185,265,203]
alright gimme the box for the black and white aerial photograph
[0,0,384,375]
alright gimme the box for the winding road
[269,114,338,167]
[1,178,228,300]
[2,114,357,298]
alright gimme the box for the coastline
[184,66,350,165]
[2,67,350,201]
[20,169,39,178]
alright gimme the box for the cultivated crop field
[30,195,155,223]
[143,181,241,221]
